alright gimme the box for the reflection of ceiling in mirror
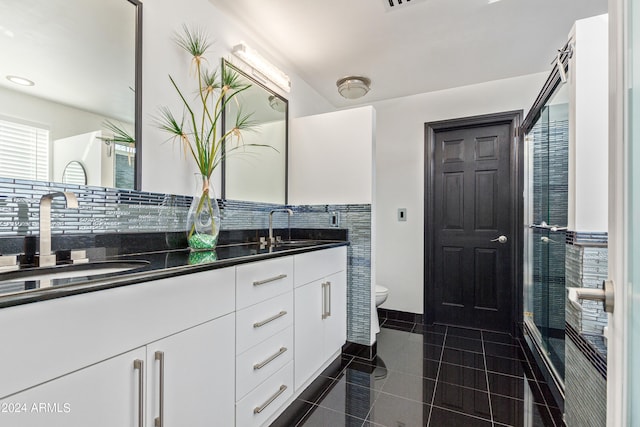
[0,0,136,122]
[228,72,287,125]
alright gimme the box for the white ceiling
[209,0,608,107]
[0,0,136,122]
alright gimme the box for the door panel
[442,247,464,306]
[431,122,513,331]
[474,248,498,310]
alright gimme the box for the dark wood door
[430,122,513,331]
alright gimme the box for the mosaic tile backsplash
[0,178,373,346]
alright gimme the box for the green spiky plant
[157,25,265,249]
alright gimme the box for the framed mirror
[0,0,142,189]
[221,60,288,204]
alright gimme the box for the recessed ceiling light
[6,75,35,86]
[488,0,502,3]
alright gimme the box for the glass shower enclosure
[523,81,569,391]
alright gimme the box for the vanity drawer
[237,256,294,309]
[294,246,347,287]
[236,326,293,401]
[236,291,293,354]
[236,361,293,427]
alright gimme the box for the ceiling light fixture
[6,75,35,86]
[232,43,291,93]
[336,76,371,99]
[268,95,286,113]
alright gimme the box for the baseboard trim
[377,308,423,324]
[342,341,377,361]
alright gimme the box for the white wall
[225,120,286,203]
[370,72,546,314]
[289,106,375,205]
[141,0,334,196]
[568,14,609,232]
[52,131,107,186]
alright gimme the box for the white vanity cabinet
[0,267,236,427]
[0,347,147,427]
[0,244,349,427]
[294,247,347,390]
[145,314,235,427]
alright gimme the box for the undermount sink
[273,240,327,248]
[0,260,150,285]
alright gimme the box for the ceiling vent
[382,0,426,11]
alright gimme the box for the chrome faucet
[38,192,79,267]
[268,208,293,245]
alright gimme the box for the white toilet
[373,285,390,335]
[375,285,389,307]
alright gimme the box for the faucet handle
[0,255,19,273]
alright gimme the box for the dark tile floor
[271,319,565,427]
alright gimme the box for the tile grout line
[426,326,448,426]
[480,330,495,425]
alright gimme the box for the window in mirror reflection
[0,118,50,181]
[222,60,288,205]
[0,0,140,189]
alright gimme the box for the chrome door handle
[327,281,332,318]
[567,280,615,313]
[154,351,165,427]
[133,360,144,427]
[540,236,560,243]
[321,282,329,319]
[490,235,508,244]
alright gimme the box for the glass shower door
[525,84,569,385]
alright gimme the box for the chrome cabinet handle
[321,282,327,319]
[253,347,288,370]
[253,310,287,328]
[133,359,144,427]
[154,351,165,427]
[327,281,332,318]
[253,274,287,286]
[253,385,287,414]
[490,235,508,244]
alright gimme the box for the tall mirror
[0,0,142,189]
[222,60,288,204]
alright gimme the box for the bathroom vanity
[0,241,348,427]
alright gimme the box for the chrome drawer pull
[253,310,287,328]
[254,347,288,370]
[253,385,287,414]
[253,274,288,286]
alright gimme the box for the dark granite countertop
[0,229,348,309]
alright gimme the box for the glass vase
[186,173,221,251]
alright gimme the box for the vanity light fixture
[232,43,291,93]
[336,76,371,99]
[6,75,34,86]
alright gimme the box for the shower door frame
[521,42,572,400]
